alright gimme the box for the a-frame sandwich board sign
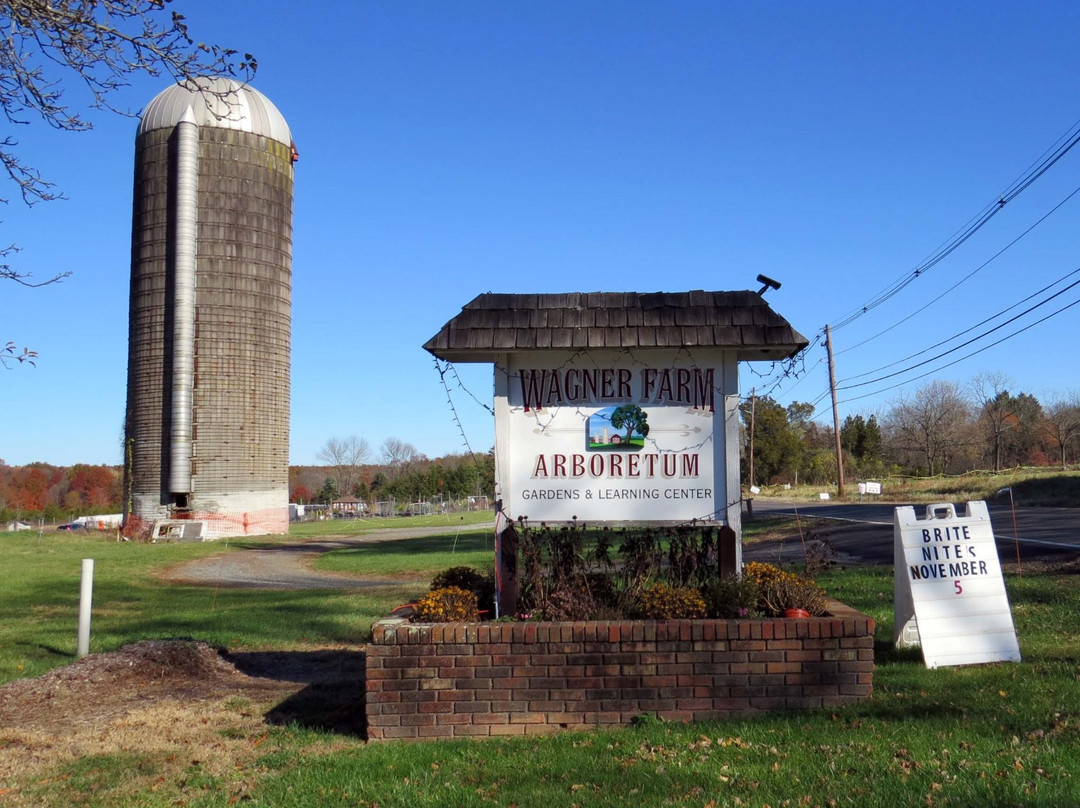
[893,501,1020,668]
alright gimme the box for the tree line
[1,443,496,523]
[744,373,1080,486]
[0,463,121,523]
[291,436,495,509]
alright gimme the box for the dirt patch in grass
[0,640,366,806]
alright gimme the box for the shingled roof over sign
[423,290,809,363]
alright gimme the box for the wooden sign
[893,501,1020,668]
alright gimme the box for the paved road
[163,505,1077,590]
[748,499,1080,566]
[164,524,495,589]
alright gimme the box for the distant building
[332,497,368,516]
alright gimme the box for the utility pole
[825,325,845,498]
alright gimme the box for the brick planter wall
[365,600,875,741]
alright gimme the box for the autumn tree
[1040,396,1080,469]
[884,381,975,475]
[67,464,120,508]
[290,483,314,504]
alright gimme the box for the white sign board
[893,501,1020,668]
[865,481,882,495]
[501,353,727,523]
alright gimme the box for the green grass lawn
[3,516,1080,807]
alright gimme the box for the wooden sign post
[893,501,1021,668]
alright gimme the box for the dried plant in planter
[636,583,707,619]
[412,587,479,623]
[755,575,828,617]
[430,565,496,615]
[543,584,597,621]
[666,525,720,588]
[701,574,760,618]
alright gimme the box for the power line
[840,266,1080,383]
[837,182,1080,355]
[829,116,1080,332]
[836,294,1080,405]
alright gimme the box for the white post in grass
[78,558,94,658]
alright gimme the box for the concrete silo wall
[125,124,293,539]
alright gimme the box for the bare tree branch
[317,436,372,499]
[1,0,256,204]
[1,0,256,364]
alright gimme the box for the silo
[124,78,295,539]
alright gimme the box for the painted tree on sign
[610,404,650,445]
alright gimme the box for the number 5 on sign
[893,501,1021,669]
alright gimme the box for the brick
[418,678,454,691]
[565,677,605,690]
[823,649,858,662]
[417,726,454,738]
[731,640,767,652]
[637,698,677,712]
[530,653,568,666]
[729,662,765,675]
[490,700,532,712]
[456,655,493,668]
[452,701,489,714]
[585,664,620,677]
[692,641,731,652]
[400,644,437,657]
[674,651,713,664]
[529,677,569,690]
[437,712,474,726]
[417,701,454,714]
[529,700,565,712]
[489,724,527,736]
[401,690,438,703]
[472,713,511,725]
[452,724,491,737]
[766,662,803,675]
[377,702,417,716]
[655,663,693,676]
[379,726,420,739]
[785,649,825,662]
[510,712,548,724]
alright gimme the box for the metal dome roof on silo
[137,77,291,144]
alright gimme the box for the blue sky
[4,1,1080,467]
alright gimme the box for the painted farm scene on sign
[587,404,651,451]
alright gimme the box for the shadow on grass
[226,648,369,738]
[331,532,493,558]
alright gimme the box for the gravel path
[163,524,494,589]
